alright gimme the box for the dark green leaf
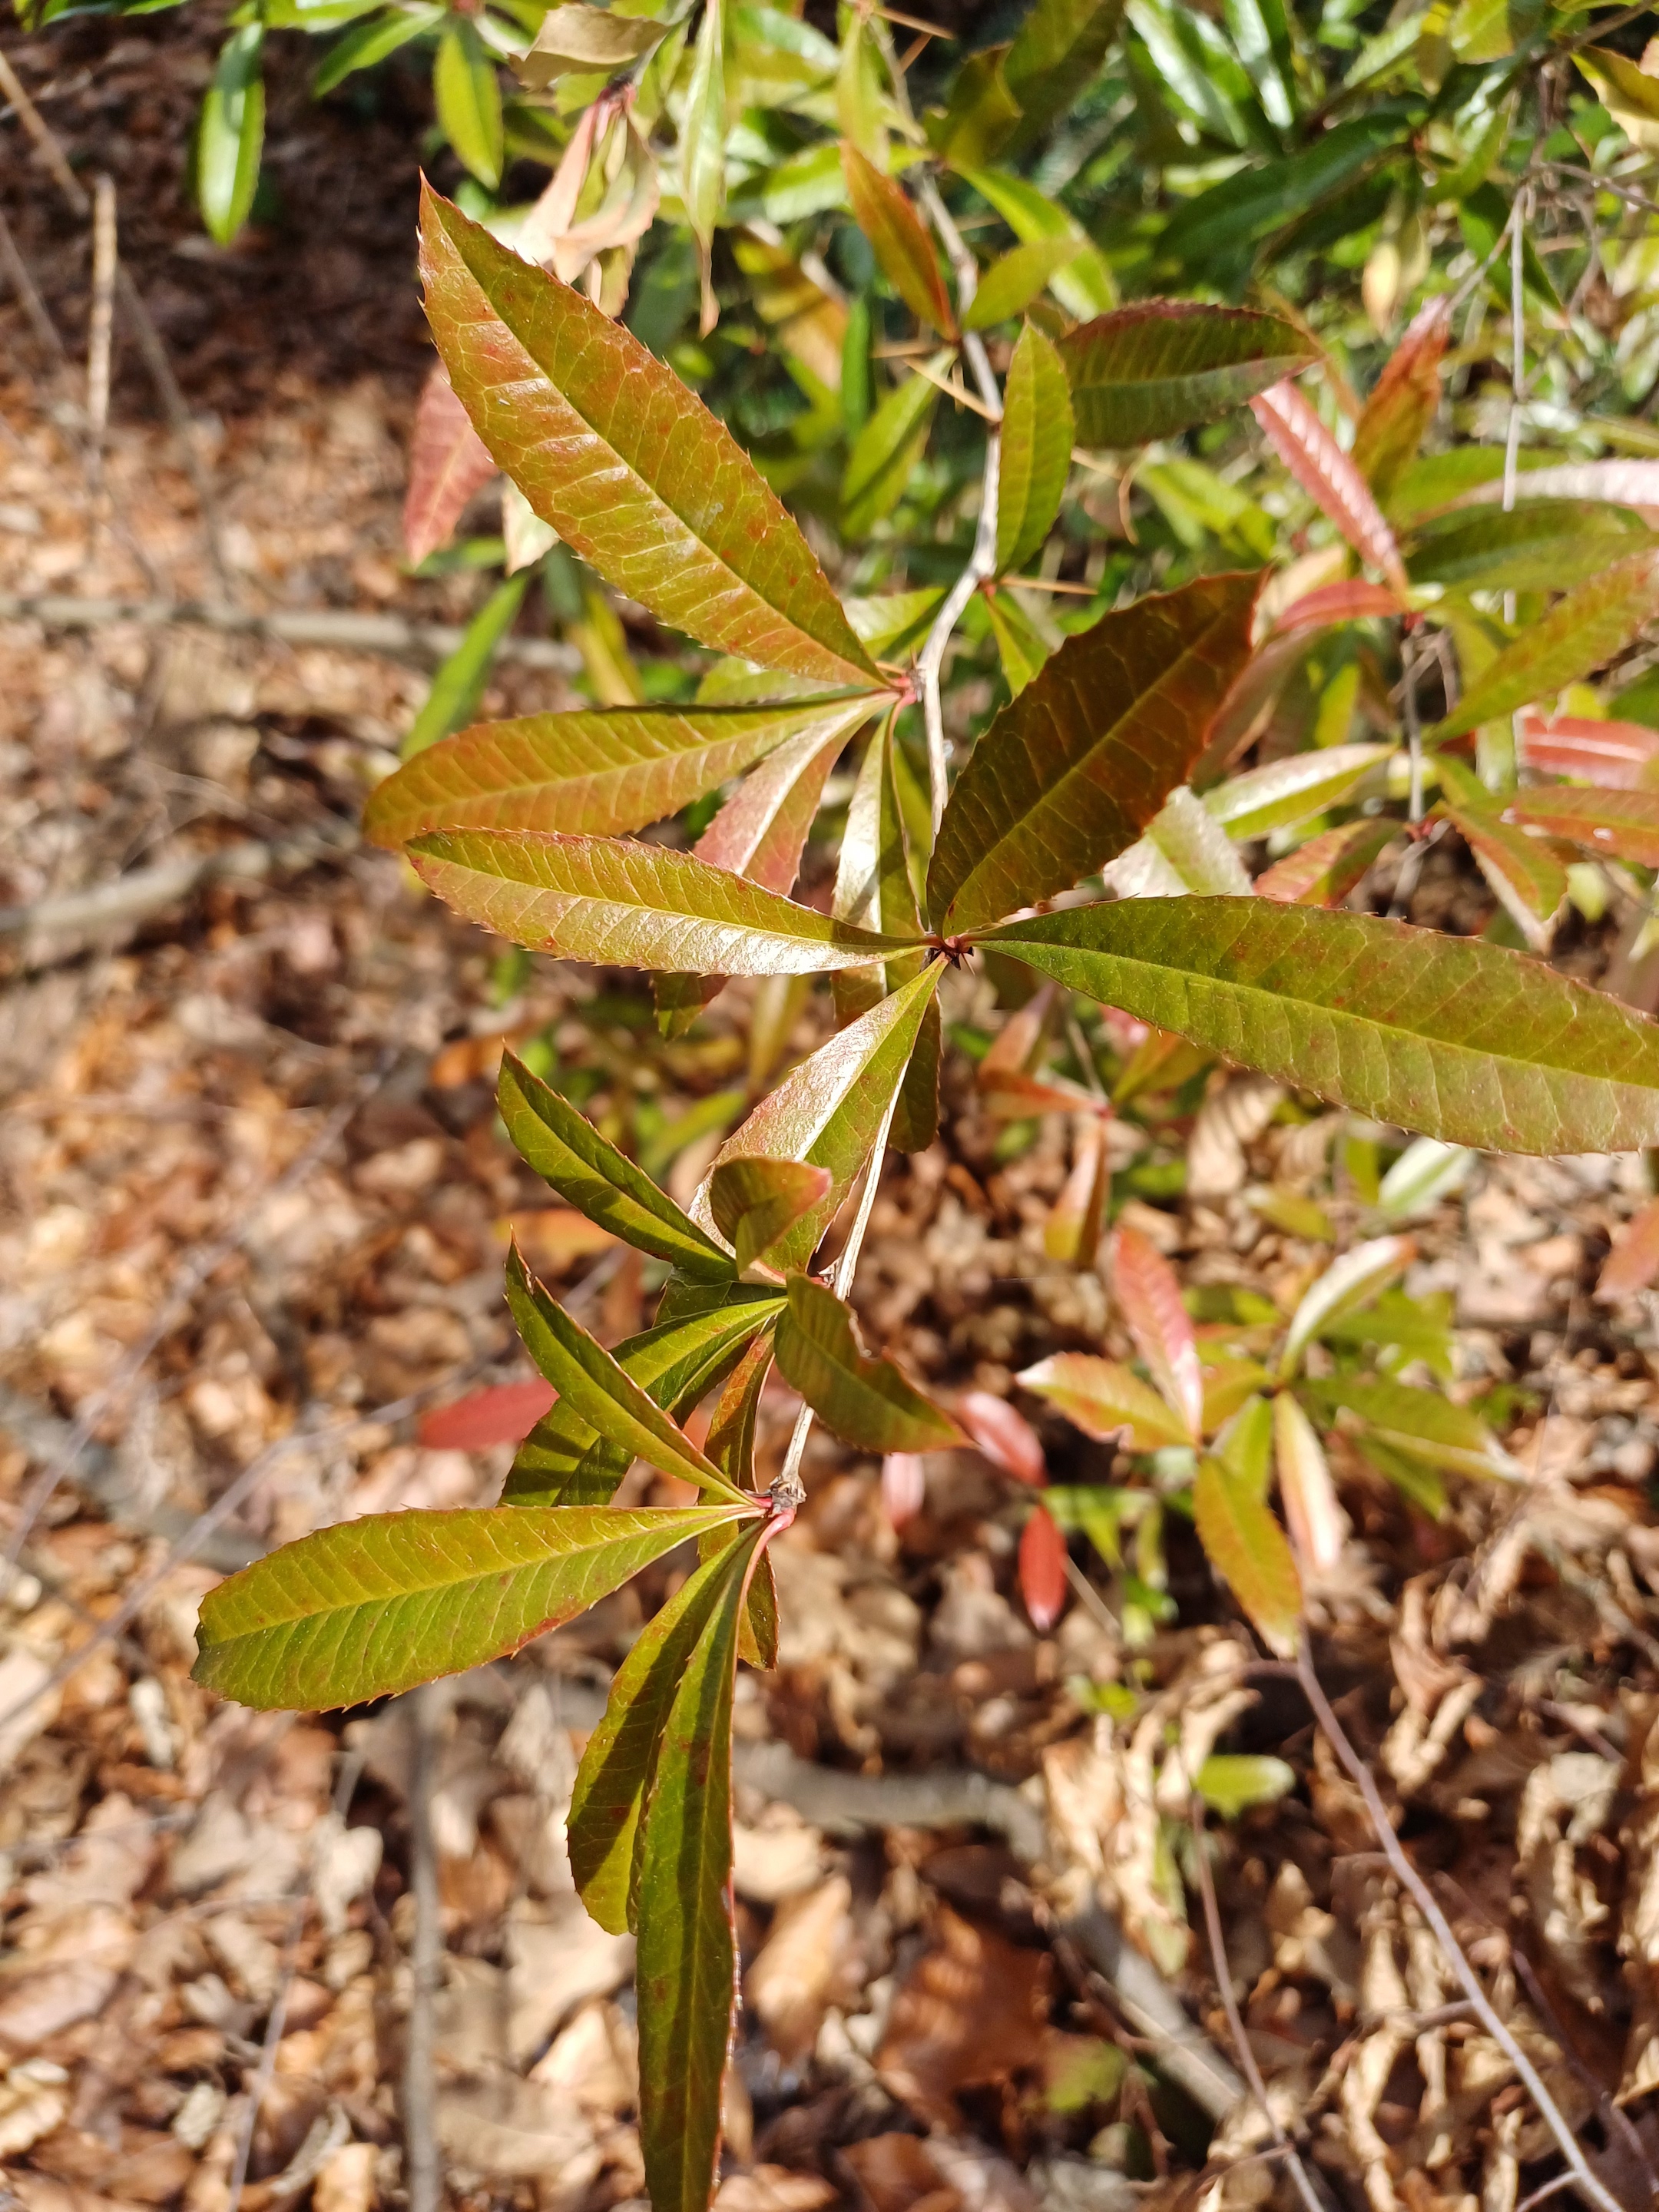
[995,323,1075,575]
[192,1502,748,1710]
[842,366,941,538]
[928,571,1261,934]
[313,5,442,95]
[775,1275,961,1451]
[1061,303,1313,449]
[985,896,1659,1154]
[1158,111,1412,272]
[419,184,879,687]
[1004,0,1126,146]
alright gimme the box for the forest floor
[6,23,1659,2212]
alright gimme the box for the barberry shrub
[190,12,1659,2204]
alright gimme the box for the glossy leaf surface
[1280,1235,1412,1376]
[1018,1505,1068,1630]
[1431,550,1659,742]
[420,186,877,687]
[996,323,1075,578]
[1273,1391,1343,1571]
[985,897,1659,1154]
[843,145,955,336]
[928,571,1261,933]
[709,1158,833,1274]
[1204,743,1392,840]
[412,830,916,974]
[1193,1456,1300,1657]
[1059,303,1316,449]
[1518,710,1659,789]
[1250,382,1407,596]
[775,1276,960,1452]
[193,1503,746,1710]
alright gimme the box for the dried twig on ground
[404,1682,444,2212]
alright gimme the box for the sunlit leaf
[925,45,1021,168]
[1375,1137,1472,1224]
[369,695,876,849]
[192,1502,748,1709]
[1350,294,1449,496]
[1575,48,1659,157]
[1280,1234,1412,1378]
[1405,501,1655,597]
[1059,303,1316,449]
[1102,785,1252,899]
[1439,803,1566,948]
[1017,1353,1193,1450]
[710,1157,833,1274]
[682,0,727,332]
[1197,1752,1296,1815]
[843,364,942,537]
[955,166,1118,320]
[1518,709,1659,790]
[519,2,666,84]
[313,4,442,94]
[775,1275,961,1451]
[984,588,1055,697]
[1003,0,1127,145]
[1250,382,1408,597]
[1045,1118,1111,1265]
[965,238,1081,332]
[401,574,531,761]
[403,364,498,567]
[1112,1224,1203,1437]
[1193,1455,1300,1656]
[421,1379,556,1452]
[928,571,1261,934]
[1253,817,1396,906]
[995,323,1075,577]
[1204,743,1392,841]
[434,22,503,189]
[420,184,879,687]
[958,1390,1047,1485]
[1502,786,1659,869]
[843,144,955,336]
[197,25,266,246]
[1430,549,1659,743]
[1301,1376,1517,1479]
[882,1450,927,1526]
[1018,1504,1068,1630]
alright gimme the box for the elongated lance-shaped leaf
[505,1292,782,1505]
[1272,1392,1344,1571]
[1045,1118,1110,1266]
[1250,382,1409,597]
[1351,294,1449,496]
[366,695,877,850]
[1441,806,1566,949]
[1598,1194,1659,1303]
[1019,1504,1068,1631]
[1193,1455,1300,1657]
[506,1244,750,1502]
[635,1526,758,2212]
[1103,786,1252,899]
[1503,787,1659,869]
[1431,549,1659,742]
[710,1158,833,1275]
[1280,1235,1412,1378]
[569,1524,752,1935]
[500,1052,734,1280]
[694,964,942,1271]
[1111,1225,1203,1437]
[1003,0,1126,146]
[1058,303,1316,449]
[929,571,1261,934]
[1518,709,1659,789]
[412,830,919,974]
[985,588,1054,697]
[419,185,878,688]
[984,897,1659,1154]
[996,324,1075,578]
[842,144,955,336]
[680,0,726,331]
[192,1502,749,1710]
[843,366,942,538]
[1205,743,1393,841]
[404,363,497,565]
[775,1275,961,1451]
[1300,1376,1516,1479]
[1403,501,1655,598]
[964,238,1081,332]
[1253,817,1396,906]
[834,708,925,1024]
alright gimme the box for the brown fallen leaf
[746,1874,856,2063]
[876,1906,1051,2128]
[838,2131,962,2212]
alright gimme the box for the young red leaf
[403,362,497,565]
[983,896,1659,1155]
[1111,1224,1203,1439]
[774,1275,961,1452]
[882,1451,927,1528]
[1253,817,1396,906]
[842,144,956,337]
[1058,301,1316,448]
[419,1379,556,1450]
[1193,1456,1300,1657]
[1518,709,1659,790]
[192,1502,750,1710]
[1430,548,1659,743]
[1017,1353,1193,1450]
[419,184,879,688]
[1349,294,1450,496]
[1503,786,1659,869]
[958,1390,1046,1485]
[927,571,1262,934]
[1273,1390,1345,1571]
[1439,805,1566,947]
[1597,1194,1659,1303]
[1018,1504,1068,1630]
[1273,578,1406,634]
[1250,381,1409,598]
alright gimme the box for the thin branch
[86,171,115,496]
[1294,1644,1627,2212]
[0,206,67,368]
[1503,182,1531,629]
[403,1683,444,2212]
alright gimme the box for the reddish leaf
[694,716,854,894]
[1273,578,1405,634]
[1250,381,1409,597]
[882,1451,927,1528]
[1253,817,1396,906]
[1439,805,1566,946]
[1018,1505,1068,1631]
[1598,1194,1659,1303]
[1044,1116,1110,1264]
[1504,786,1659,868]
[1518,708,1659,790]
[404,363,498,565]
[1111,1224,1202,1439]
[958,1390,1046,1485]
[1350,295,1450,496]
[419,1379,556,1449]
[842,144,956,337]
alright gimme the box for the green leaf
[1431,550,1659,741]
[1058,303,1316,449]
[505,1295,781,1505]
[401,574,529,761]
[1350,296,1449,497]
[411,830,919,974]
[505,1244,753,1502]
[983,896,1659,1154]
[1300,1376,1516,1479]
[775,1275,960,1451]
[925,45,1021,168]
[435,22,504,188]
[1157,110,1410,272]
[1279,1234,1412,1378]
[313,5,443,95]
[1448,0,1545,61]
[568,1524,753,1935]
[1439,805,1566,947]
[710,1158,833,1273]
[1503,786,1659,869]
[964,238,1081,332]
[499,1052,734,1281]
[842,145,955,337]
[1193,1455,1300,1657]
[419,185,879,688]
[369,694,875,848]
[1197,1753,1296,1816]
[635,1526,757,2212]
[197,25,265,246]
[842,365,941,538]
[518,3,666,88]
[681,0,727,329]
[192,1502,747,1710]
[955,166,1118,320]
[1104,786,1251,899]
[928,570,1261,934]
[694,964,942,1271]
[995,323,1075,575]
[1003,0,1127,145]
[1018,1353,1194,1450]
[1204,743,1393,839]
[984,589,1054,697]
[833,710,925,1015]
[1578,48,1659,156]
[1404,502,1656,596]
